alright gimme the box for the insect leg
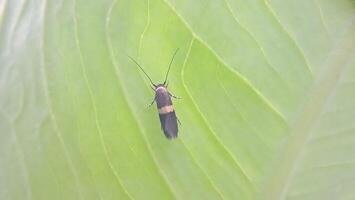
[169,92,182,99]
[177,117,181,125]
[147,97,156,109]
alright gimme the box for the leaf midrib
[263,17,355,200]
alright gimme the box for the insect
[128,49,180,139]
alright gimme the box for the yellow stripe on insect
[158,105,174,114]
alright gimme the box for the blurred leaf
[1,0,355,199]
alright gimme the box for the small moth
[128,49,180,139]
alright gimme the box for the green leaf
[1,0,355,199]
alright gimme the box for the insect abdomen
[155,87,178,139]
[159,111,178,139]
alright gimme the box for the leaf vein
[263,0,314,76]
[73,1,133,198]
[41,1,84,199]
[163,0,288,124]
[105,1,177,198]
[223,0,292,92]
[181,38,255,186]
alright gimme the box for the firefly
[128,49,180,139]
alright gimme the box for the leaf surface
[1,0,355,199]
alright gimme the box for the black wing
[159,111,178,139]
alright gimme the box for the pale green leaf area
[1,0,355,199]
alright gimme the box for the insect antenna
[127,55,157,87]
[163,48,179,86]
